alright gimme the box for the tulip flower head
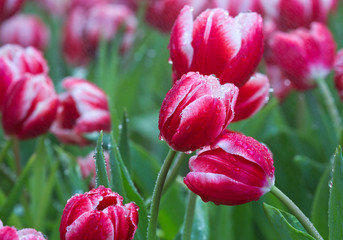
[159,72,238,152]
[1,74,59,139]
[269,22,336,90]
[169,6,264,87]
[184,130,275,205]
[50,77,111,145]
[0,219,47,240]
[60,186,139,240]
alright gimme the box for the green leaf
[108,134,125,197]
[95,131,111,188]
[311,167,331,239]
[108,132,148,240]
[119,110,131,173]
[263,203,315,240]
[0,154,36,221]
[190,198,209,240]
[329,146,343,240]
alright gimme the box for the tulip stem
[12,137,21,175]
[147,148,177,240]
[182,191,197,240]
[270,186,323,240]
[163,152,187,193]
[316,78,342,138]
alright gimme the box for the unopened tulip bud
[60,186,139,240]
[184,130,275,205]
[1,74,59,139]
[158,72,238,152]
[0,14,50,50]
[50,77,111,145]
[169,6,264,87]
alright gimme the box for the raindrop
[159,134,164,141]
[328,180,333,188]
[184,150,192,154]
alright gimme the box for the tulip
[334,49,343,100]
[184,130,275,205]
[50,77,111,145]
[145,0,207,32]
[78,151,111,189]
[0,14,50,50]
[232,73,270,122]
[208,0,261,17]
[260,0,337,31]
[1,74,58,139]
[268,22,336,90]
[169,6,264,87]
[158,72,238,152]
[0,44,49,108]
[62,3,137,66]
[0,0,25,22]
[0,219,47,240]
[59,186,139,240]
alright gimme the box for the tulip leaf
[95,131,111,188]
[329,146,343,240]
[311,167,331,239]
[119,110,131,173]
[0,153,36,221]
[263,203,315,240]
[108,132,148,240]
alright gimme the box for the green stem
[316,78,342,138]
[163,152,187,193]
[146,148,177,240]
[270,186,323,240]
[12,137,21,175]
[182,191,197,240]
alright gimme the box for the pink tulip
[169,6,264,87]
[0,44,49,108]
[59,186,139,240]
[145,0,207,32]
[78,151,111,189]
[0,0,25,21]
[334,49,343,100]
[0,14,50,50]
[184,130,275,205]
[1,74,58,139]
[158,72,238,152]
[232,73,270,122]
[268,22,336,90]
[50,77,111,145]
[260,0,337,31]
[0,219,47,240]
[62,3,137,66]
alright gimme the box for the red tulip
[232,73,270,122]
[169,6,264,87]
[145,0,207,32]
[0,14,50,50]
[184,130,275,205]
[1,74,58,139]
[260,0,337,31]
[0,0,25,22]
[62,3,137,66]
[0,220,47,240]
[78,151,111,189]
[268,22,336,90]
[158,72,238,152]
[0,44,49,108]
[50,77,111,145]
[59,186,139,240]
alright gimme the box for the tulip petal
[0,226,19,240]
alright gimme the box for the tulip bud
[0,220,47,240]
[269,22,336,90]
[2,74,59,139]
[232,73,270,122]
[159,72,238,152]
[59,186,139,240]
[184,130,275,205]
[78,151,111,189]
[0,44,49,108]
[169,6,264,87]
[0,0,25,22]
[50,77,111,145]
[260,0,337,31]
[0,14,50,50]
